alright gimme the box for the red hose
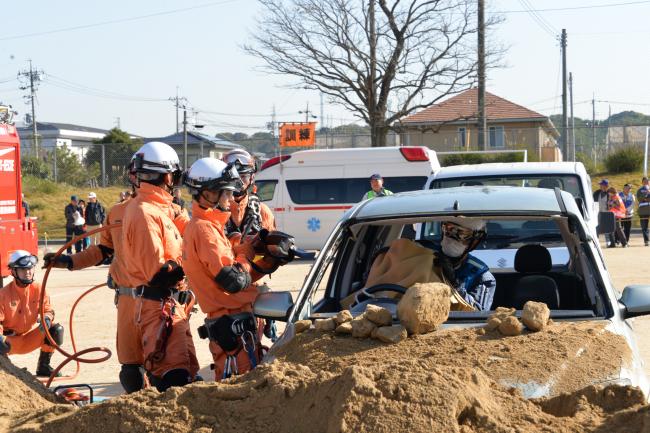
[39,224,118,387]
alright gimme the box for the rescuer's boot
[36,350,61,377]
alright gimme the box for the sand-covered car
[256,186,650,398]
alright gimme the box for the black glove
[148,261,185,289]
[42,253,72,270]
[252,230,296,264]
[0,335,11,355]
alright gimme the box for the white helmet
[184,158,242,196]
[132,141,181,174]
[223,149,256,174]
[8,250,38,269]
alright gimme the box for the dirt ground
[7,235,650,400]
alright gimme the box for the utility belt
[115,285,192,305]
[197,312,257,351]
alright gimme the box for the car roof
[352,186,580,219]
[432,162,585,179]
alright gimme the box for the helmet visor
[11,254,38,269]
[224,152,255,173]
[442,222,477,243]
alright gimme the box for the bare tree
[244,0,501,147]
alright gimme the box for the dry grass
[22,176,127,239]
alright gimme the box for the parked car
[255,146,440,250]
[255,186,650,397]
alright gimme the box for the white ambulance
[255,146,440,250]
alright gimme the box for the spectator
[362,173,393,200]
[607,187,628,248]
[64,195,82,254]
[21,193,29,217]
[76,200,89,250]
[619,183,635,243]
[593,179,615,246]
[172,187,185,210]
[637,177,650,246]
[85,192,106,246]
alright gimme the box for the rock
[314,318,336,332]
[365,305,393,326]
[490,307,516,321]
[521,301,551,332]
[351,317,377,338]
[294,320,312,334]
[374,325,407,344]
[397,282,451,335]
[498,316,524,336]
[485,317,501,331]
[334,310,353,325]
[335,322,353,334]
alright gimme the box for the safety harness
[197,312,261,379]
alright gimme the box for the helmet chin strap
[200,190,230,212]
[11,269,33,286]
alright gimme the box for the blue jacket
[453,254,496,311]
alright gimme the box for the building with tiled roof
[399,89,561,161]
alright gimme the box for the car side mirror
[597,211,615,235]
[620,285,650,318]
[253,291,294,321]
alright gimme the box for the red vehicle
[0,107,38,286]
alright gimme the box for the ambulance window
[255,180,277,202]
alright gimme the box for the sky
[1,0,650,137]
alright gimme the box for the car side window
[255,180,277,202]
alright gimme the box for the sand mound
[5,321,649,433]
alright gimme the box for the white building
[17,122,110,160]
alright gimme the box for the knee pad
[156,368,191,392]
[119,364,144,394]
[45,323,64,346]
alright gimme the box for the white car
[255,186,650,398]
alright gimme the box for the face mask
[441,236,467,258]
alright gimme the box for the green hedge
[604,146,643,174]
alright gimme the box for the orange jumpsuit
[229,194,276,232]
[183,202,273,379]
[0,280,55,355]
[121,182,198,380]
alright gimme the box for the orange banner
[279,122,316,148]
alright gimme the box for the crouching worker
[182,158,294,380]
[0,251,64,377]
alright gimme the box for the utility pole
[183,109,188,169]
[561,29,568,160]
[320,93,324,130]
[169,87,187,134]
[114,117,121,129]
[298,102,317,122]
[592,95,597,166]
[569,72,575,161]
[18,60,44,157]
[477,0,487,150]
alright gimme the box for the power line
[517,0,558,38]
[500,0,650,13]
[43,74,168,102]
[0,0,239,42]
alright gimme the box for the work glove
[42,253,72,270]
[233,239,256,261]
[148,261,185,289]
[0,335,10,355]
[252,230,296,264]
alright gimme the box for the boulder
[485,317,502,331]
[491,307,516,321]
[521,301,551,332]
[498,316,523,336]
[294,320,312,334]
[334,310,353,325]
[351,317,377,338]
[314,318,336,332]
[397,282,451,335]
[365,305,393,326]
[335,322,353,334]
[374,325,407,344]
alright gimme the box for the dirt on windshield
[5,320,650,433]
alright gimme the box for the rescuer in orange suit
[120,141,198,392]
[0,250,64,377]
[182,157,294,380]
[42,159,190,393]
[223,149,275,236]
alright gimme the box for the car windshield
[299,215,605,323]
[431,174,584,201]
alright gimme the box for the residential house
[144,131,243,166]
[398,89,561,162]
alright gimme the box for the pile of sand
[4,321,649,433]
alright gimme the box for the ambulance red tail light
[399,147,429,162]
[260,155,291,171]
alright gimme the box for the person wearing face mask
[182,158,292,380]
[436,219,495,311]
[0,251,64,377]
